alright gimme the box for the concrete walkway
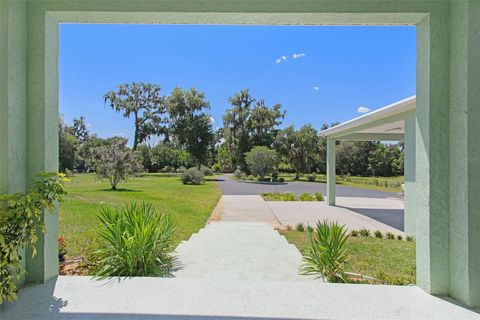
[174,222,310,281]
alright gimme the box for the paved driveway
[215,175,401,199]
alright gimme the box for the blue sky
[59,24,415,144]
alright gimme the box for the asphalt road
[215,175,401,199]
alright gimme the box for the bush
[301,220,350,283]
[306,225,314,233]
[296,223,305,232]
[261,192,295,201]
[233,169,244,180]
[406,235,414,242]
[175,166,187,173]
[259,177,271,182]
[247,175,255,181]
[314,192,324,201]
[307,174,317,182]
[281,193,296,201]
[286,225,292,231]
[278,177,285,183]
[397,235,403,240]
[350,230,359,237]
[200,166,213,176]
[93,203,176,278]
[359,229,371,237]
[245,146,277,180]
[374,230,383,238]
[181,167,205,185]
[271,171,279,182]
[300,193,316,201]
[212,163,222,173]
[386,232,395,239]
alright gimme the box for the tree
[104,82,167,150]
[168,87,214,169]
[275,124,319,180]
[58,115,79,172]
[245,146,278,180]
[248,99,285,146]
[88,139,143,190]
[215,144,233,172]
[73,116,89,144]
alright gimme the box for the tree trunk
[133,112,139,151]
[295,170,300,180]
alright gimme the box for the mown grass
[281,230,416,285]
[59,173,222,259]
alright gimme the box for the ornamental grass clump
[301,220,350,283]
[93,202,177,278]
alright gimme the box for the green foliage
[299,193,316,201]
[307,174,317,182]
[295,223,305,232]
[212,163,222,173]
[93,203,176,278]
[233,169,244,180]
[306,224,314,233]
[260,192,296,201]
[104,82,167,150]
[397,235,403,240]
[0,173,68,304]
[301,220,350,283]
[271,171,279,182]
[215,144,233,173]
[406,235,414,242]
[278,177,285,183]
[314,192,324,201]
[374,230,383,239]
[359,229,371,237]
[350,230,359,237]
[181,168,205,185]
[200,166,213,177]
[386,232,395,240]
[88,140,144,190]
[245,146,277,180]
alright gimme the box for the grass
[59,173,222,259]
[279,173,404,193]
[281,230,416,285]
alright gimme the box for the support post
[403,111,416,237]
[326,138,336,205]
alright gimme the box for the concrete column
[403,111,416,237]
[448,0,480,307]
[24,3,59,282]
[326,138,336,205]
[0,0,28,280]
[415,11,451,296]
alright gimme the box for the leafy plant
[245,146,277,180]
[397,235,403,240]
[295,223,305,232]
[299,193,316,201]
[306,224,314,233]
[181,167,205,185]
[349,230,359,237]
[374,230,383,239]
[0,172,68,304]
[307,174,317,182]
[281,193,296,201]
[314,192,324,201]
[200,166,213,176]
[406,235,414,242]
[278,177,285,183]
[271,171,279,182]
[359,229,371,237]
[58,236,68,256]
[386,232,395,239]
[233,169,244,180]
[93,202,176,278]
[301,220,350,283]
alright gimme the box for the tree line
[59,82,404,179]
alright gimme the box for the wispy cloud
[313,86,320,91]
[209,116,215,124]
[111,132,125,137]
[292,53,306,59]
[357,106,371,114]
[275,56,287,64]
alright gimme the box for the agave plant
[94,202,177,278]
[300,220,350,283]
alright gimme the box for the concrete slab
[268,197,403,235]
[4,276,480,320]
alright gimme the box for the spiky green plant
[300,220,350,283]
[93,202,177,278]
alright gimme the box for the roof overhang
[319,96,416,141]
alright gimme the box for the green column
[326,138,336,205]
[448,0,480,307]
[403,111,416,237]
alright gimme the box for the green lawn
[281,231,416,285]
[59,173,222,259]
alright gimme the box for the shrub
[374,230,383,239]
[386,232,395,239]
[301,220,350,283]
[94,203,176,278]
[212,163,222,173]
[233,169,244,180]
[359,229,371,237]
[307,174,317,182]
[306,225,314,233]
[259,177,271,182]
[406,235,414,242]
[350,230,359,237]
[271,171,279,182]
[200,166,213,176]
[245,146,277,180]
[247,175,255,181]
[261,192,295,201]
[278,177,285,183]
[175,166,187,173]
[286,225,292,231]
[181,167,205,185]
[397,235,403,240]
[281,193,296,201]
[300,193,316,201]
[314,192,324,201]
[296,223,305,232]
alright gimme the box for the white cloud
[209,116,215,124]
[111,132,125,137]
[292,53,306,59]
[313,86,320,91]
[357,106,371,113]
[275,56,287,63]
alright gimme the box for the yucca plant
[93,202,177,278]
[300,220,350,283]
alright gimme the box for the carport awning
[319,96,416,142]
